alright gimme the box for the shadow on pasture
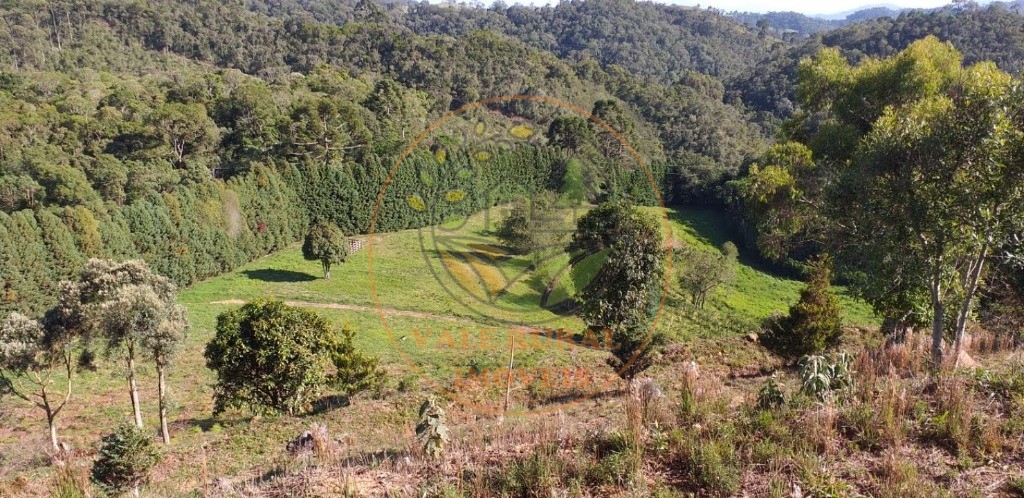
[242,268,317,283]
[309,394,350,415]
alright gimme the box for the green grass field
[175,205,876,374]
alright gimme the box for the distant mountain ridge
[731,1,1024,37]
[729,5,905,37]
[812,4,904,20]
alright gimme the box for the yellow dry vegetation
[440,250,488,300]
[510,124,534,139]
[462,251,508,296]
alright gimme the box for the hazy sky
[485,0,961,15]
[668,0,951,15]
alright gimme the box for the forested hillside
[733,2,1024,124]
[0,0,780,317]
[6,0,1024,317]
[0,0,752,315]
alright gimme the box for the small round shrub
[205,299,340,415]
[90,424,161,497]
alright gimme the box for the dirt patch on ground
[210,299,477,325]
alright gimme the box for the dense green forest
[0,0,767,317]
[3,0,1024,324]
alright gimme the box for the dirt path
[210,298,479,325]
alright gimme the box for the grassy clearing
[641,208,878,356]
[181,206,876,341]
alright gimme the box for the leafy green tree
[762,259,842,359]
[677,241,738,309]
[148,102,220,167]
[36,209,83,284]
[32,162,100,207]
[0,174,42,211]
[805,40,1024,364]
[204,299,339,415]
[546,116,593,154]
[363,79,426,148]
[302,222,349,279]
[570,201,665,379]
[590,100,635,159]
[215,81,281,166]
[75,259,181,430]
[743,38,1024,366]
[565,201,631,259]
[91,423,161,498]
[285,96,370,166]
[496,191,570,256]
[730,142,820,261]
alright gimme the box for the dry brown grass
[871,453,940,498]
[798,401,839,454]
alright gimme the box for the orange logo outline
[368,95,673,415]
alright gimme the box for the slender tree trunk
[39,385,59,452]
[501,334,515,425]
[953,244,989,368]
[47,410,59,452]
[541,281,556,307]
[929,279,945,367]
[127,343,143,428]
[38,352,74,453]
[323,261,330,280]
[157,361,170,444]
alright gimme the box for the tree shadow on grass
[539,387,622,406]
[242,268,317,283]
[309,394,350,415]
[177,414,251,432]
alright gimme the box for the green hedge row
[0,146,563,316]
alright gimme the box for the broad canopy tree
[741,36,1024,365]
[148,102,220,167]
[204,299,381,415]
[302,222,350,279]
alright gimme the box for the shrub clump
[205,299,382,415]
[90,424,161,497]
[762,259,842,359]
[798,353,855,401]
